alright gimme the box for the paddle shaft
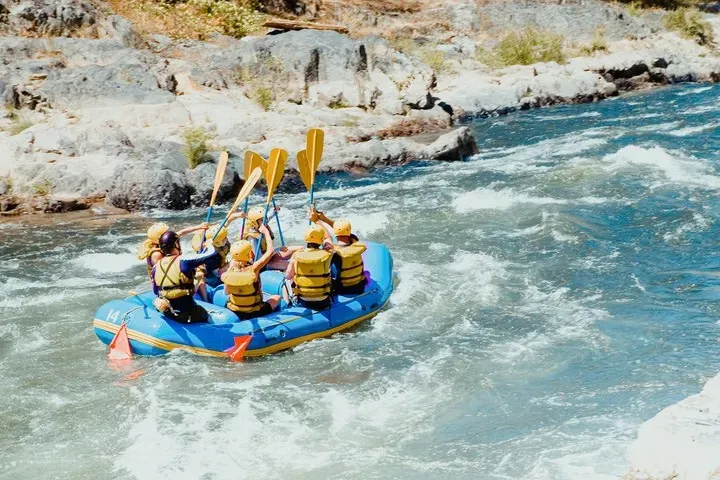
[239,198,250,239]
[253,203,272,260]
[272,198,285,246]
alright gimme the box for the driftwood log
[263,19,349,34]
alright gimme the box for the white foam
[668,122,720,137]
[627,373,720,479]
[662,213,711,242]
[675,86,713,96]
[452,188,567,213]
[452,188,607,213]
[601,146,720,190]
[73,253,137,273]
[538,111,602,121]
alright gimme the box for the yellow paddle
[201,151,229,244]
[304,128,325,223]
[240,151,268,238]
[296,150,312,191]
[254,147,288,258]
[213,166,263,240]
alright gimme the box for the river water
[1,84,719,479]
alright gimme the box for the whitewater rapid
[1,84,719,479]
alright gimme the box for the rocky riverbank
[1,0,719,216]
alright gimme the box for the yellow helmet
[208,225,228,248]
[248,207,265,224]
[230,240,253,262]
[333,219,352,237]
[147,222,169,243]
[191,230,204,253]
[305,224,325,245]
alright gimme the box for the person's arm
[179,245,216,273]
[178,222,209,238]
[316,221,334,250]
[151,265,159,295]
[317,210,334,227]
[285,256,296,280]
[252,224,275,273]
[228,212,245,224]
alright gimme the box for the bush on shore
[479,27,566,68]
[107,0,264,40]
[663,7,715,45]
[183,127,214,169]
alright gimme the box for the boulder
[185,157,241,207]
[0,0,99,37]
[423,127,478,161]
[106,166,192,211]
[208,30,434,114]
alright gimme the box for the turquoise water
[1,84,719,479]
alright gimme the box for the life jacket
[138,239,162,277]
[241,228,271,254]
[223,267,263,314]
[153,255,195,300]
[293,248,333,300]
[334,242,367,288]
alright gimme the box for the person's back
[222,226,281,320]
[152,231,216,324]
[287,225,333,310]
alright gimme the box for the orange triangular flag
[228,336,252,362]
[108,323,133,361]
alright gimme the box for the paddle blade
[227,166,263,217]
[296,150,312,191]
[306,128,324,185]
[228,335,253,362]
[265,148,288,203]
[209,151,229,207]
[108,323,132,361]
[244,151,267,180]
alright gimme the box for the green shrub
[387,37,416,53]
[418,47,455,74]
[663,7,715,45]
[8,118,33,136]
[0,175,13,195]
[579,27,609,56]
[183,127,214,169]
[481,27,566,68]
[33,179,52,196]
[252,87,273,111]
[328,98,350,109]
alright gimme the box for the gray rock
[0,0,99,37]
[185,156,241,207]
[107,166,192,211]
[41,61,174,109]
[423,127,478,161]
[207,30,434,114]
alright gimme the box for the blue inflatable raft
[93,242,394,358]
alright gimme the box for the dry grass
[106,0,264,40]
[372,117,451,139]
[663,7,715,45]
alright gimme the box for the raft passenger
[285,224,334,310]
[240,206,301,270]
[152,230,217,324]
[137,221,208,279]
[221,224,281,320]
[310,208,367,294]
